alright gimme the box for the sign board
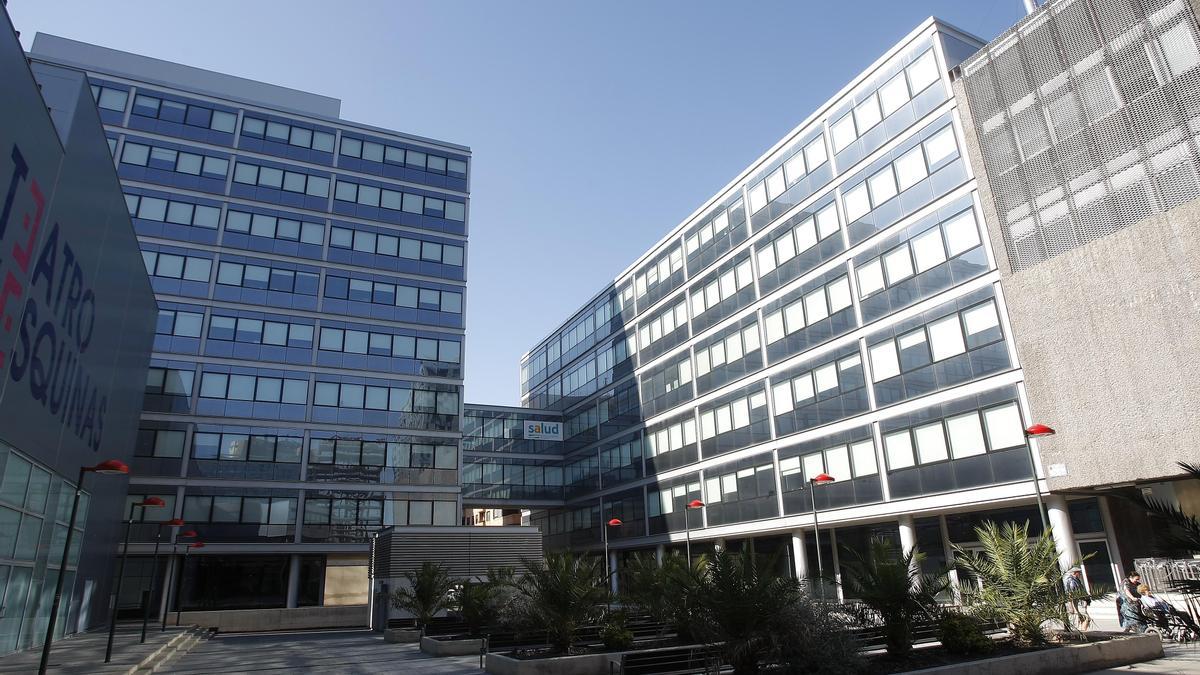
[523,420,562,441]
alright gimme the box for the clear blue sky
[10,0,1024,406]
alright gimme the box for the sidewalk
[0,622,196,674]
[1086,642,1200,674]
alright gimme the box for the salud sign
[524,420,562,441]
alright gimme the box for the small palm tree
[1129,462,1200,595]
[840,537,948,657]
[620,552,701,639]
[510,551,608,653]
[455,566,516,636]
[953,521,1108,644]
[391,561,456,630]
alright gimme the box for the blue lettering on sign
[2,143,107,451]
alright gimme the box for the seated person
[1139,585,1200,634]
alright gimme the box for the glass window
[121,143,150,166]
[853,96,882,133]
[843,183,870,221]
[803,136,827,169]
[856,258,885,297]
[831,114,856,152]
[97,87,128,111]
[212,496,241,522]
[911,228,947,272]
[878,72,910,116]
[851,440,878,476]
[885,431,915,469]
[924,127,958,166]
[894,146,928,191]
[883,247,914,284]
[943,211,980,256]
[869,341,900,381]
[983,403,1025,450]
[211,110,236,133]
[868,167,897,205]
[826,446,851,481]
[914,423,949,464]
[947,412,987,458]
[907,50,940,92]
[928,315,966,360]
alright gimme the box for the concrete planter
[384,628,422,643]
[905,633,1163,675]
[485,650,617,675]
[421,635,484,656]
[179,605,367,633]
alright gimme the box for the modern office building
[955,0,1200,561]
[465,16,1137,599]
[0,9,156,655]
[27,35,470,618]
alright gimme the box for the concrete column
[790,529,809,581]
[898,514,921,589]
[286,554,302,609]
[655,544,665,567]
[1046,494,1079,571]
[158,556,177,622]
[608,551,619,595]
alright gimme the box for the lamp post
[105,496,166,663]
[684,499,704,564]
[603,518,622,605]
[174,542,204,627]
[37,460,129,675]
[162,530,197,631]
[142,518,185,643]
[809,473,835,601]
[1024,423,1054,531]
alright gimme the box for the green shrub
[938,611,994,656]
[600,611,634,650]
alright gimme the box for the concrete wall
[179,604,367,632]
[324,554,369,606]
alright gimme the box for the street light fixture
[37,460,129,675]
[809,473,836,601]
[105,496,166,663]
[142,518,185,643]
[174,541,204,628]
[162,530,198,631]
[684,499,704,564]
[1023,423,1055,531]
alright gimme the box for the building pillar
[655,544,665,567]
[286,554,301,609]
[158,556,177,622]
[898,514,920,588]
[608,551,619,595]
[790,529,808,581]
[1046,494,1079,571]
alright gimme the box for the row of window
[340,137,467,176]
[333,179,466,221]
[831,49,941,153]
[121,141,229,178]
[843,126,958,222]
[868,300,1002,382]
[156,308,204,338]
[91,85,129,112]
[208,315,313,347]
[303,498,459,527]
[883,402,1023,469]
[694,324,761,377]
[199,372,309,403]
[855,209,980,298]
[311,382,458,414]
[772,354,862,414]
[233,161,330,197]
[132,94,237,133]
[763,275,854,344]
[634,246,684,299]
[747,135,829,214]
[638,300,689,348]
[647,482,702,516]
[755,202,841,275]
[704,464,775,503]
[216,261,320,294]
[645,417,698,457]
[146,367,193,396]
[684,198,745,256]
[242,117,336,152]
[318,327,461,363]
[183,495,295,524]
[308,439,456,469]
[690,258,755,317]
[126,193,220,228]
[330,226,464,266]
[323,276,463,313]
[699,391,768,440]
[227,209,325,245]
[780,438,879,485]
[193,432,303,463]
[142,251,211,282]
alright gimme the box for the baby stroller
[1138,601,1200,643]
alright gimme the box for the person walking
[1119,570,1146,633]
[1064,567,1091,631]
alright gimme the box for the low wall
[907,633,1163,675]
[179,604,368,632]
[421,635,484,656]
[486,651,614,675]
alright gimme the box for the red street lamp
[38,461,129,675]
[1024,424,1056,437]
[603,517,623,604]
[1022,423,1055,531]
[106,496,165,662]
[809,473,837,601]
[173,542,205,627]
[142,518,186,643]
[684,499,705,564]
[160,528,196,631]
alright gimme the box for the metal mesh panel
[960,0,1200,271]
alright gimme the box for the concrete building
[955,0,1200,566]
[27,35,469,622]
[0,8,156,654]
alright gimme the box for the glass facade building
[485,19,1125,599]
[28,34,469,615]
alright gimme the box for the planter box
[485,644,705,675]
[421,635,484,656]
[384,628,422,643]
[178,605,367,633]
[906,633,1163,675]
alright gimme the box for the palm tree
[620,552,701,639]
[1129,462,1200,595]
[840,537,948,657]
[391,561,456,631]
[953,521,1108,644]
[510,551,608,653]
